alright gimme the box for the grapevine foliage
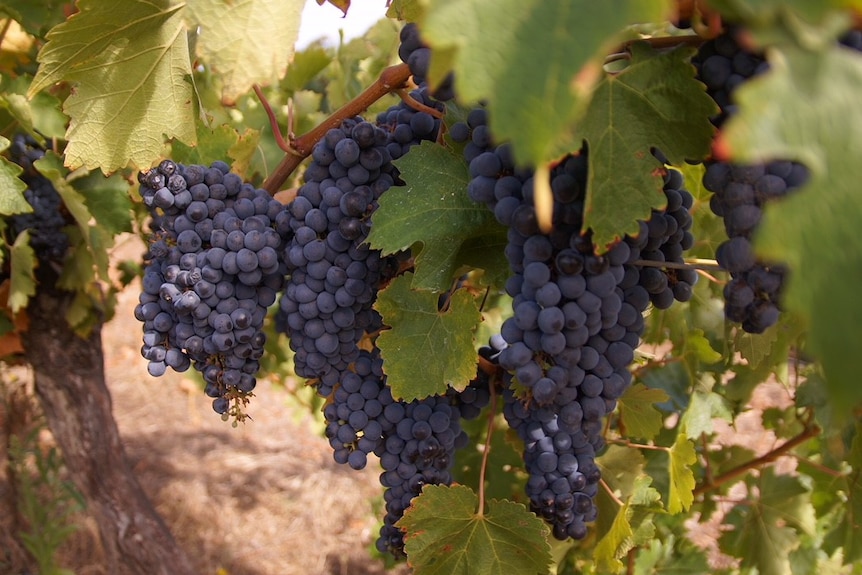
[0,1,861,575]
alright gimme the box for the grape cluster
[6,135,69,262]
[275,113,490,556]
[376,350,492,557]
[694,31,809,333]
[135,160,289,413]
[275,117,403,397]
[376,85,444,159]
[397,22,456,101]
[624,166,698,310]
[704,161,807,332]
[456,108,696,539]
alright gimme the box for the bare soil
[1,237,409,575]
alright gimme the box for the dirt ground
[1,236,410,575]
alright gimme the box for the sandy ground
[1,237,409,575]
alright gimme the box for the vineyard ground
[1,235,408,575]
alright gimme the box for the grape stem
[692,424,821,497]
[792,454,844,478]
[610,439,669,452]
[477,377,498,517]
[262,63,412,194]
[253,84,297,155]
[600,477,625,507]
[395,88,445,119]
[631,258,724,272]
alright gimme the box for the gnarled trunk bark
[21,282,195,575]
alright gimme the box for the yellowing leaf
[398,484,551,575]
[0,136,30,216]
[34,154,110,284]
[31,0,196,172]
[667,430,697,514]
[8,230,36,313]
[594,500,632,574]
[680,390,732,439]
[375,273,481,400]
[617,383,669,440]
[594,475,660,574]
[184,0,305,104]
[683,329,722,364]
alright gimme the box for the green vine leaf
[617,383,669,440]
[667,430,697,514]
[577,43,718,250]
[825,420,862,561]
[707,0,855,26]
[598,445,646,499]
[633,536,710,574]
[34,154,110,287]
[398,484,552,575]
[72,170,134,236]
[183,0,304,105]
[720,469,815,575]
[680,390,732,439]
[374,272,481,400]
[594,475,661,574]
[0,136,30,216]
[30,0,196,172]
[1,76,67,141]
[722,45,862,409]
[682,329,722,365]
[170,123,260,173]
[421,0,670,171]
[594,499,633,574]
[0,0,67,38]
[8,229,35,313]
[369,141,508,291]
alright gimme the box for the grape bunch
[375,349,492,557]
[397,22,456,101]
[693,30,810,333]
[455,107,696,539]
[704,161,807,332]
[275,117,404,397]
[135,160,289,414]
[376,85,444,159]
[6,135,70,263]
[273,108,499,556]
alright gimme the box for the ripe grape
[6,135,70,262]
[136,160,289,414]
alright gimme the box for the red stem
[262,63,412,194]
[693,424,820,496]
